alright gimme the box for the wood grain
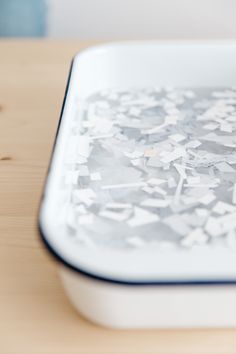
[1,40,236,354]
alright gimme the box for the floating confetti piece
[142,186,155,194]
[186,176,201,185]
[212,201,236,215]
[160,147,186,164]
[195,208,209,218]
[181,228,208,248]
[101,182,146,190]
[126,236,145,248]
[215,162,235,173]
[127,207,159,227]
[124,150,144,159]
[78,165,89,177]
[147,178,166,186]
[168,176,177,188]
[204,217,221,237]
[198,193,216,205]
[100,209,130,221]
[141,198,170,208]
[220,122,233,133]
[201,132,236,147]
[153,186,167,196]
[203,122,219,131]
[164,214,191,236]
[185,139,202,148]
[144,148,156,157]
[77,136,90,158]
[169,133,186,142]
[174,163,187,179]
[72,188,96,206]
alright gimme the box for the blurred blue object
[0,0,47,37]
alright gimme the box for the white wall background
[48,0,236,39]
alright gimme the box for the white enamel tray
[39,41,236,328]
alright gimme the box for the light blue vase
[0,0,47,37]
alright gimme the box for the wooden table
[1,40,236,354]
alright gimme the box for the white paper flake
[160,147,186,164]
[174,163,187,179]
[77,136,90,158]
[169,133,186,142]
[101,182,146,190]
[141,198,170,208]
[203,122,219,131]
[164,214,191,236]
[126,236,145,247]
[212,201,236,215]
[73,188,96,206]
[220,122,233,133]
[124,150,144,159]
[199,193,216,205]
[127,207,159,227]
[181,228,208,247]
[147,178,166,186]
[100,210,130,221]
[185,140,202,149]
[168,176,177,188]
[215,162,235,173]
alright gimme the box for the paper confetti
[60,87,236,251]
[141,198,170,208]
[127,207,159,227]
